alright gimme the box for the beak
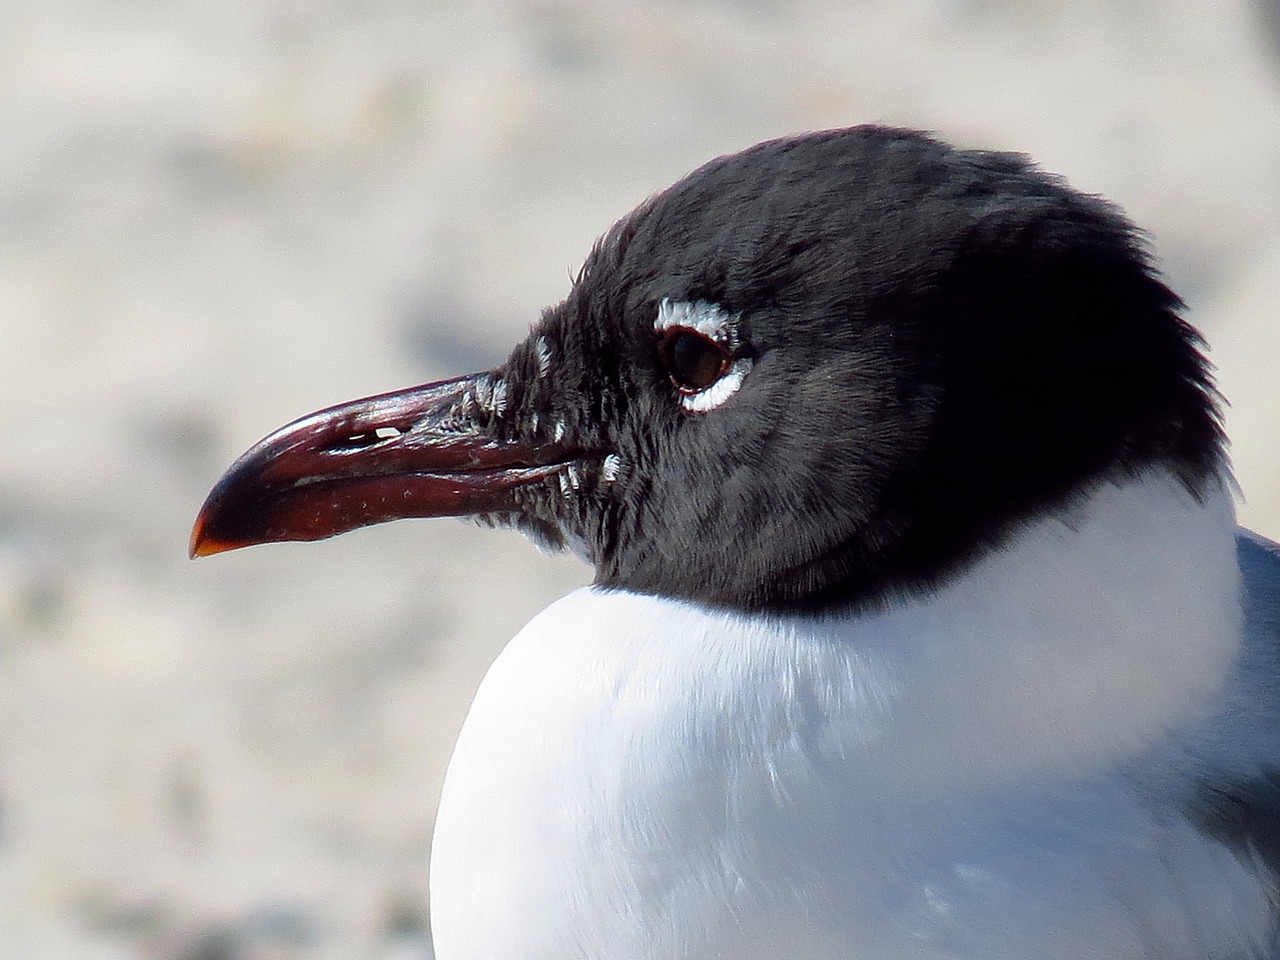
[190,373,574,558]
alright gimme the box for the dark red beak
[190,373,576,558]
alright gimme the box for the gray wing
[1239,528,1280,631]
[1183,530,1280,895]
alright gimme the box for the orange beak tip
[188,514,232,559]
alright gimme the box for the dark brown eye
[658,328,732,393]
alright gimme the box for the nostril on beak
[322,425,406,454]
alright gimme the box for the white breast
[429,471,1273,960]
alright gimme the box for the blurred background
[2,1,1279,957]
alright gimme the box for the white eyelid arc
[655,299,752,414]
[655,298,735,341]
[678,358,753,413]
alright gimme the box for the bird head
[190,126,1222,612]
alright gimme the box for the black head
[494,126,1223,610]
[193,126,1224,614]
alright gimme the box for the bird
[190,126,1280,960]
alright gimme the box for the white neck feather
[845,468,1241,783]
[431,469,1256,960]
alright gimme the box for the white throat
[431,469,1255,960]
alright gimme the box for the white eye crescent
[654,299,753,413]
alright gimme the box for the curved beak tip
[189,485,256,558]
[188,511,229,559]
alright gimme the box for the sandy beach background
[3,2,1279,957]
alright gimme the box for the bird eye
[658,328,732,394]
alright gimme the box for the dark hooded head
[192,126,1224,613]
